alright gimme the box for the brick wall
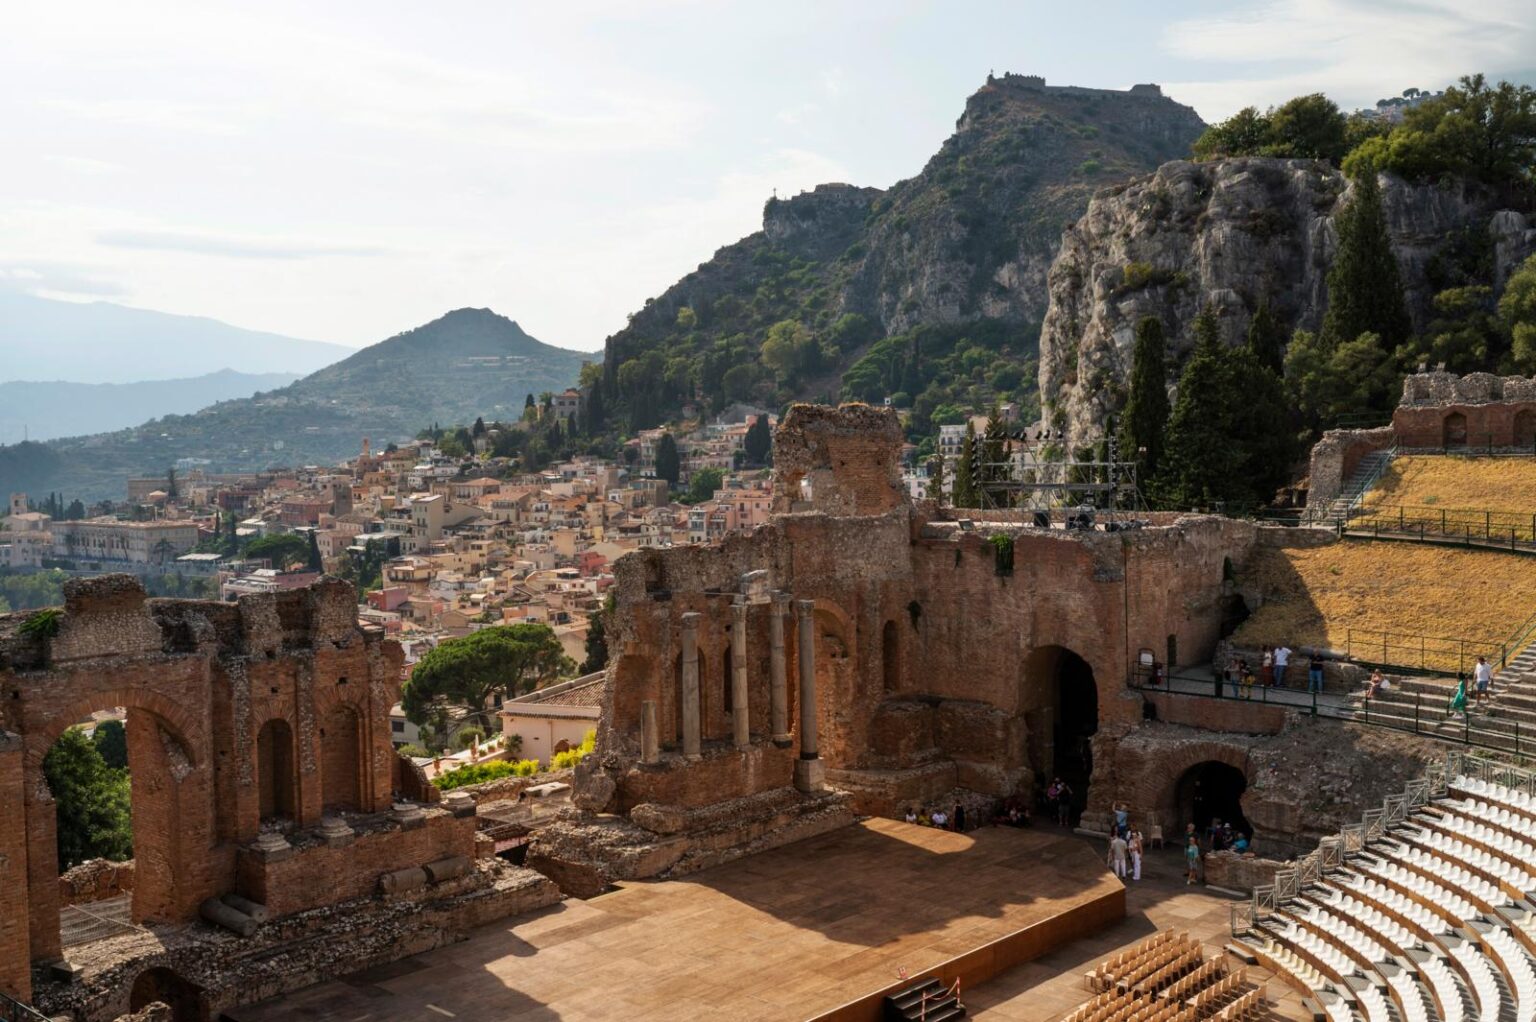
[0,732,31,1002]
[236,811,475,916]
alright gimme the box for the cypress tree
[1321,168,1411,351]
[1246,298,1286,376]
[952,422,978,508]
[1118,316,1170,484]
[980,404,1010,507]
[1157,307,1243,508]
[655,433,681,486]
[306,531,323,571]
[926,455,945,503]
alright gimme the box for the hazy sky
[2,0,1532,355]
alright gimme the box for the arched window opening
[1175,761,1250,836]
[1443,411,1468,448]
[257,719,296,822]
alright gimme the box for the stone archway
[1515,409,1536,449]
[256,719,296,822]
[1021,645,1098,817]
[1443,411,1468,448]
[1174,761,1251,837]
[1143,742,1253,838]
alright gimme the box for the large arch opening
[256,719,296,822]
[1443,411,1468,448]
[1174,761,1250,837]
[881,620,899,693]
[130,966,207,1022]
[1022,646,1098,816]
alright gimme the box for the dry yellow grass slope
[1231,539,1536,671]
[1363,456,1536,513]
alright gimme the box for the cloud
[0,263,125,298]
[95,230,390,261]
[1160,0,1536,120]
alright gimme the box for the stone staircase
[1345,642,1536,752]
[1310,447,1397,527]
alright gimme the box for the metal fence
[0,993,49,1022]
[1350,504,1536,549]
[1236,754,1458,937]
[1129,667,1528,755]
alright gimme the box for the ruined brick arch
[130,965,207,1022]
[809,599,855,658]
[1147,742,1254,834]
[256,717,297,821]
[23,687,203,773]
[1444,411,1468,447]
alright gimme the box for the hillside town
[0,402,782,744]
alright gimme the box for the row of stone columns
[638,591,821,792]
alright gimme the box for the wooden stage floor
[232,818,1124,1022]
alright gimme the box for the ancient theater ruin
[0,575,559,1022]
[531,403,1268,887]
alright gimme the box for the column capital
[794,598,815,619]
[771,590,791,609]
[680,611,702,630]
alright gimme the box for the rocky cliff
[1038,157,1536,446]
[599,76,1205,423]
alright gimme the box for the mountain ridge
[0,309,588,500]
[0,291,351,383]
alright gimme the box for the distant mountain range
[0,308,589,501]
[0,291,351,383]
[0,370,300,444]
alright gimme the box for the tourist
[1366,669,1386,699]
[953,803,966,832]
[1260,646,1274,688]
[1050,778,1073,826]
[904,807,918,825]
[1206,817,1223,850]
[1448,674,1469,718]
[931,807,949,829]
[1128,827,1144,881]
[1185,836,1202,885]
[1240,664,1256,700]
[1474,655,1493,708]
[1113,801,1129,837]
[1108,831,1128,879]
[1308,651,1326,695]
[1225,658,1242,698]
[1273,644,1292,688]
[1232,832,1251,855]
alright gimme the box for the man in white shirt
[1474,656,1493,707]
[1273,645,1292,688]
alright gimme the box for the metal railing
[1349,503,1536,552]
[1130,665,1527,755]
[0,992,50,1022]
[1339,626,1510,676]
[1238,752,1464,936]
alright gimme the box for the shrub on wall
[432,758,540,790]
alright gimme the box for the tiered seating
[1067,932,1264,1022]
[1233,763,1536,1021]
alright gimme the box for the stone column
[794,599,824,792]
[731,598,750,749]
[680,613,702,760]
[769,591,791,747]
[640,700,660,765]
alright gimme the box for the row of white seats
[1388,968,1434,1022]
[1318,888,1416,952]
[1482,926,1536,1022]
[1452,777,1536,821]
[1388,842,1509,908]
[1403,824,1536,892]
[1449,796,1536,834]
[1297,904,1389,964]
[1433,809,1536,865]
[1337,871,1451,935]
[1360,856,1478,922]
[1355,981,1393,1022]
[1417,954,1468,1022]
[1250,935,1325,989]
[1448,939,1503,1022]
[1275,918,1358,977]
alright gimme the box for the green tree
[979,405,1010,507]
[306,530,323,571]
[245,533,310,570]
[402,624,575,731]
[1118,316,1170,483]
[952,421,978,508]
[1266,93,1348,160]
[926,455,945,503]
[1157,310,1243,508]
[1246,298,1286,376]
[743,413,772,464]
[1284,329,1399,434]
[684,467,724,504]
[1321,167,1411,351]
[655,433,681,486]
[472,416,486,437]
[44,727,133,870]
[580,598,611,674]
[1192,106,1272,160]
[165,467,177,499]
[91,719,128,770]
[1500,255,1536,372]
[1401,286,1504,374]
